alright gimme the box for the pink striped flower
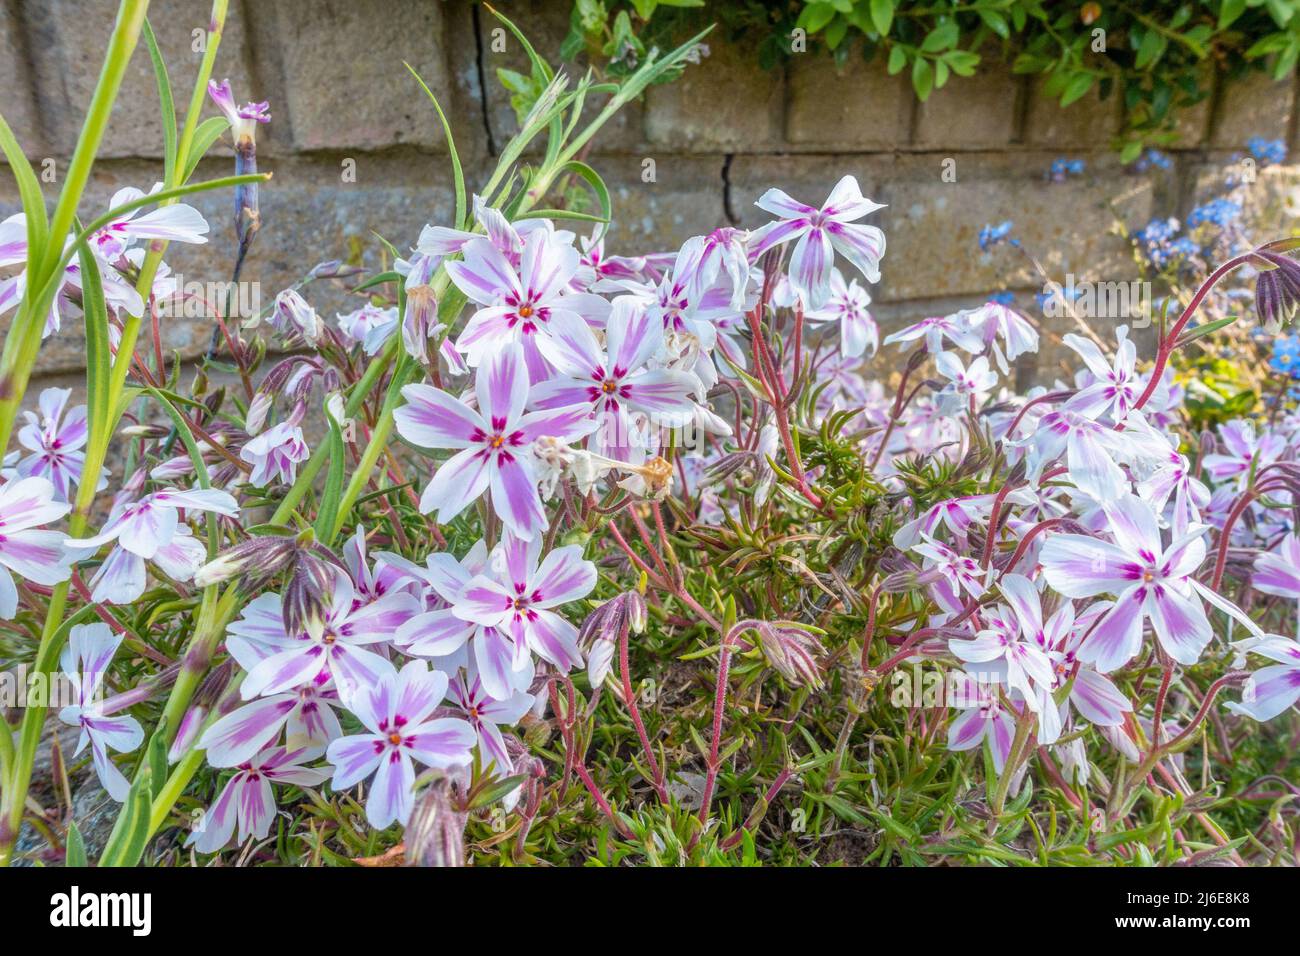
[186,746,328,854]
[1040,493,1257,671]
[1228,637,1300,721]
[0,475,74,619]
[14,387,99,502]
[446,667,534,777]
[393,342,595,540]
[532,300,698,459]
[455,532,597,682]
[748,175,886,310]
[57,623,143,801]
[89,186,209,263]
[325,660,476,829]
[447,230,610,383]
[1202,418,1284,491]
[805,268,878,358]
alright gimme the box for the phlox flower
[597,236,738,390]
[208,78,270,142]
[575,231,648,289]
[934,352,997,414]
[1062,326,1140,421]
[269,289,321,345]
[1202,419,1284,490]
[892,494,994,550]
[456,532,597,687]
[1039,493,1257,671]
[13,388,96,502]
[391,544,503,685]
[241,417,309,487]
[187,747,328,853]
[236,569,420,701]
[1227,637,1300,721]
[1019,408,1138,504]
[949,575,1056,711]
[965,301,1039,373]
[448,230,610,382]
[337,302,399,355]
[88,523,208,604]
[882,311,984,355]
[804,268,878,358]
[531,300,699,459]
[993,577,1131,743]
[57,623,143,801]
[912,534,986,601]
[342,525,424,607]
[747,174,886,309]
[945,673,1017,772]
[393,342,595,539]
[1254,532,1300,601]
[325,660,476,829]
[65,486,239,605]
[0,213,145,336]
[1136,448,1210,536]
[417,194,570,266]
[89,185,209,263]
[0,476,74,618]
[446,667,534,776]
[688,226,752,312]
[200,595,349,767]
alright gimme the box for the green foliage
[561,0,1299,155]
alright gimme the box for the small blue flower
[989,291,1015,306]
[1187,198,1241,228]
[1049,158,1085,181]
[1247,136,1287,167]
[1133,148,1173,172]
[978,220,1017,251]
[1270,335,1300,377]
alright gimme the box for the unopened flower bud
[755,621,826,689]
[168,705,206,763]
[404,777,467,868]
[271,290,321,345]
[245,391,272,435]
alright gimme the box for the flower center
[518,304,534,319]
[601,379,618,394]
[490,433,506,449]
[387,732,402,746]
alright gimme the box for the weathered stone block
[0,1,41,156]
[786,50,912,150]
[600,155,726,251]
[1024,77,1122,149]
[23,0,254,160]
[1212,69,1295,149]
[644,37,782,151]
[914,67,1020,150]
[267,0,476,154]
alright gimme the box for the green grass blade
[142,19,178,187]
[182,116,231,182]
[0,109,49,260]
[404,62,467,229]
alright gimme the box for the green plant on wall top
[561,0,1300,159]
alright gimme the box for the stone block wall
[2,0,1298,391]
